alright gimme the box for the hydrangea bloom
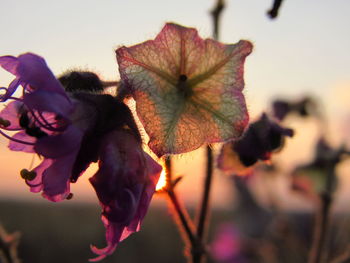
[0,53,162,261]
[218,113,293,175]
[116,23,252,157]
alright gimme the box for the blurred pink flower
[211,223,245,263]
[116,23,252,157]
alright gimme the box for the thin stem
[193,146,214,263]
[164,156,197,261]
[267,0,284,19]
[167,190,197,247]
[190,2,226,262]
[308,165,335,263]
[210,0,225,40]
[308,193,332,263]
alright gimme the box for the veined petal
[116,23,252,156]
[0,55,18,75]
[17,53,68,97]
[23,89,73,117]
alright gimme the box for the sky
[0,0,350,209]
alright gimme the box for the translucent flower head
[116,23,253,157]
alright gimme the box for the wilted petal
[117,23,252,156]
[89,130,161,261]
[218,114,293,175]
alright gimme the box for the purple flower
[218,113,293,175]
[89,129,161,261]
[0,53,162,261]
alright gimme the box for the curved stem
[164,156,197,262]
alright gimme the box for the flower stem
[308,166,335,263]
[192,146,214,263]
[164,157,197,261]
[308,193,332,263]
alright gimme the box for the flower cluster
[0,53,161,261]
[0,22,253,261]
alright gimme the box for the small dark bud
[234,113,293,167]
[58,71,104,92]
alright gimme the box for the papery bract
[116,23,252,157]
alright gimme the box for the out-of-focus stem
[192,146,214,263]
[308,165,335,263]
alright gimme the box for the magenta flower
[211,223,245,263]
[0,53,162,261]
[116,23,252,157]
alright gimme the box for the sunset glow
[156,167,167,191]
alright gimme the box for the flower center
[177,74,193,98]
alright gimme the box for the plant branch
[164,156,198,261]
[192,146,214,263]
[308,165,335,263]
[210,0,225,40]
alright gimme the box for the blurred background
[0,0,350,262]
